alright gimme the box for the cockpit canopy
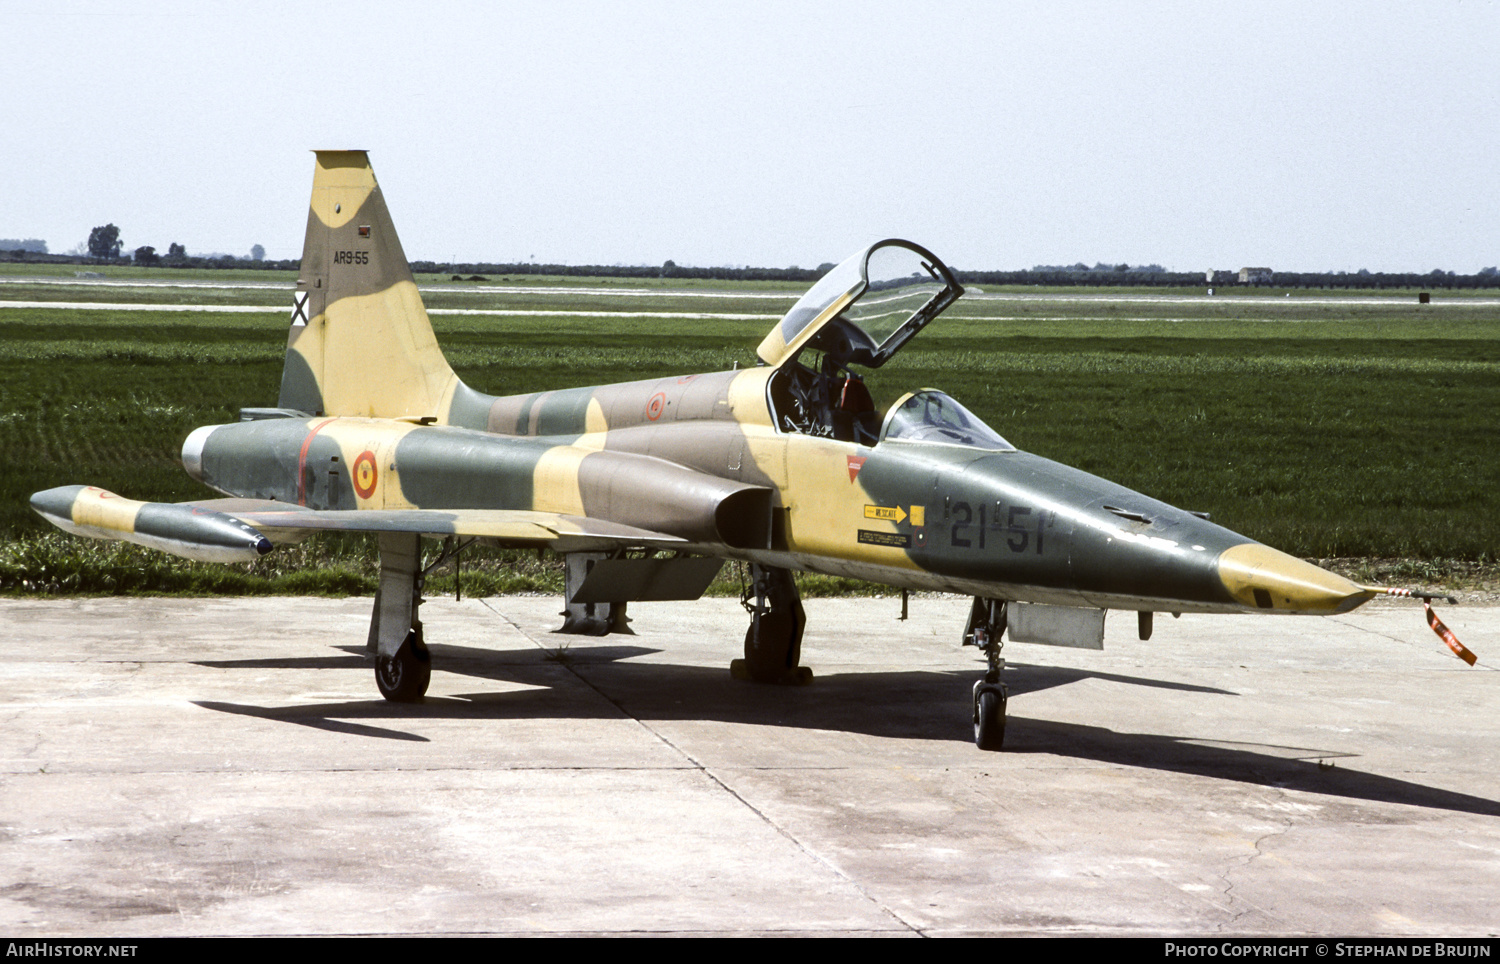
[761,240,992,449]
[880,390,1015,451]
[756,239,964,370]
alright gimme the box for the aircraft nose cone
[1216,543,1375,614]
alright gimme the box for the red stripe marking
[296,418,338,506]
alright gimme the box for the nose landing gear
[964,597,1008,751]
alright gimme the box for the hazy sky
[3,1,1496,272]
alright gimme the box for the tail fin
[278,151,460,420]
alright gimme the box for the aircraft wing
[193,499,688,551]
[30,486,687,564]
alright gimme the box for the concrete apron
[0,595,1495,936]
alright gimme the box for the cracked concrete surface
[0,595,1496,936]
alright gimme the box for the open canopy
[756,239,964,370]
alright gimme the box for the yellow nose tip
[1217,543,1376,614]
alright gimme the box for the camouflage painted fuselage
[189,357,1358,615]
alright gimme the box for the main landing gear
[731,564,812,685]
[366,533,467,702]
[366,532,431,702]
[964,597,1008,751]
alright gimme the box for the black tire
[376,631,431,702]
[741,612,794,682]
[975,687,1006,751]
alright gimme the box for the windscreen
[880,391,1015,451]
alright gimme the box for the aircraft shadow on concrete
[191,641,1500,818]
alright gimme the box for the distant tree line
[0,226,274,267]
[1251,268,1500,290]
[407,259,835,283]
[1,252,299,271]
[955,267,1208,287]
[950,266,1500,289]
[1030,262,1168,273]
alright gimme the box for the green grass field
[2,272,1496,597]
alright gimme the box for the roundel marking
[646,392,666,421]
[353,450,379,499]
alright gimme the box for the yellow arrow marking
[864,504,908,524]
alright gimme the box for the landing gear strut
[367,532,432,702]
[731,564,812,684]
[964,597,1008,750]
[364,535,473,701]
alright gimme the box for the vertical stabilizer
[278,151,460,420]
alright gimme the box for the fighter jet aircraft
[29,151,1474,750]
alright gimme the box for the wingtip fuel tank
[30,486,273,564]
